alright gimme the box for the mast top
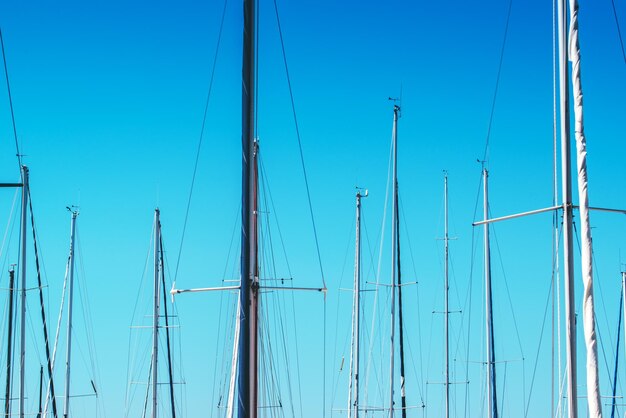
[388,97,401,116]
[66,205,80,216]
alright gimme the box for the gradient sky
[0,0,625,417]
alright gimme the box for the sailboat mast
[152,209,161,418]
[349,190,365,418]
[388,104,399,418]
[5,267,15,418]
[159,236,176,418]
[19,165,28,418]
[37,366,43,418]
[238,0,258,415]
[623,272,626,363]
[444,173,450,418]
[610,285,622,418]
[396,170,407,418]
[483,169,498,418]
[63,210,78,418]
[557,0,577,415]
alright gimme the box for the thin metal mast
[396,174,407,418]
[19,165,28,418]
[388,105,399,418]
[63,210,78,418]
[159,236,176,418]
[238,0,258,413]
[152,209,161,418]
[483,169,498,418]
[622,272,626,371]
[349,190,366,418]
[5,267,15,418]
[610,285,622,418]
[37,366,43,418]
[557,0,577,414]
[444,173,450,418]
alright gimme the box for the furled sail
[568,0,602,416]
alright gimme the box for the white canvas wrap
[569,0,602,416]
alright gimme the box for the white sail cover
[568,0,602,416]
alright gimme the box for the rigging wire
[571,222,618,405]
[0,28,22,169]
[76,226,107,418]
[0,189,19,269]
[27,194,59,418]
[44,232,71,416]
[172,0,229,284]
[270,0,325,289]
[124,222,155,418]
[328,208,353,414]
[610,0,626,65]
[269,4,329,416]
[463,165,487,418]
[210,208,239,418]
[263,158,306,418]
[398,196,425,405]
[480,0,514,164]
[158,235,176,418]
[490,223,525,359]
[522,267,554,417]
[363,115,394,412]
[258,158,302,417]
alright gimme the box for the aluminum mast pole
[622,272,626,373]
[349,190,366,418]
[238,0,258,414]
[5,267,15,418]
[152,209,161,418]
[483,169,498,418]
[63,210,78,418]
[19,165,28,418]
[388,105,399,418]
[37,366,43,418]
[444,173,450,418]
[557,0,577,414]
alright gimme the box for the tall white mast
[152,209,161,418]
[388,105,399,418]
[557,0,577,414]
[443,173,450,418]
[349,189,366,418]
[63,210,78,418]
[19,165,28,418]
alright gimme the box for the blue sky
[0,0,626,417]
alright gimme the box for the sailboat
[0,166,63,418]
[125,209,180,418]
[347,188,366,418]
[472,0,626,415]
[168,1,327,417]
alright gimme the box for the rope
[173,0,229,283]
[523,272,553,417]
[399,197,425,404]
[271,0,325,289]
[363,115,394,410]
[0,28,22,169]
[610,0,626,65]
[480,0,513,164]
[28,194,59,418]
[270,3,328,415]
